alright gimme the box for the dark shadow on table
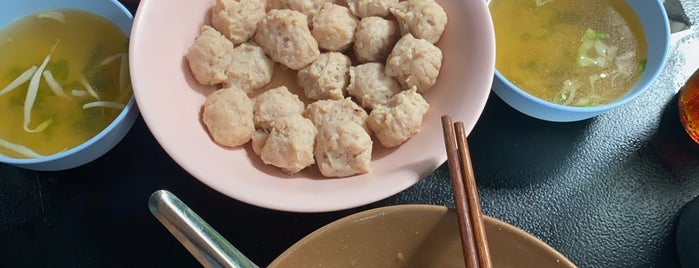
[468,95,593,189]
[647,92,699,267]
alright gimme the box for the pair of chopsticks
[441,115,492,268]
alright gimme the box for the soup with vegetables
[489,0,647,106]
[0,9,131,158]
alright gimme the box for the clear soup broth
[0,9,131,158]
[489,0,647,106]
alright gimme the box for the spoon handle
[148,190,259,268]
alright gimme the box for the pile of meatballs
[186,0,447,178]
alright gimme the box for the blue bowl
[491,0,670,122]
[0,0,137,171]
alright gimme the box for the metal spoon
[148,190,258,268]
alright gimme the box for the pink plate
[129,0,495,212]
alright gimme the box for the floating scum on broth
[490,0,647,106]
[0,9,131,158]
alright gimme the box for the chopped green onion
[0,66,37,97]
[556,92,568,102]
[637,58,648,73]
[584,28,596,39]
[578,56,596,67]
[42,70,69,99]
[83,101,125,110]
[46,59,69,80]
[82,46,107,78]
[0,137,44,158]
[577,29,597,67]
[577,28,617,68]
[557,79,580,105]
[595,31,610,40]
[24,54,53,133]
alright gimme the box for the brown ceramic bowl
[270,204,576,267]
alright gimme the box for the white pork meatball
[259,114,318,174]
[251,129,269,156]
[304,98,368,131]
[253,86,305,130]
[385,34,443,93]
[354,16,399,63]
[346,0,398,18]
[315,122,372,177]
[367,89,429,148]
[311,3,359,51]
[224,43,274,95]
[267,0,327,26]
[202,86,254,147]
[389,0,447,44]
[210,0,266,45]
[346,62,402,110]
[297,52,351,101]
[255,9,320,70]
[186,25,235,85]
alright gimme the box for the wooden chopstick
[442,115,479,268]
[454,121,492,268]
[441,115,493,268]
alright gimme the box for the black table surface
[3,1,699,267]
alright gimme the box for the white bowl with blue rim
[491,0,670,122]
[0,0,137,171]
